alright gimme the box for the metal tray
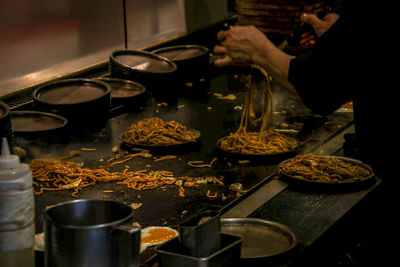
[220,218,297,259]
[155,233,242,267]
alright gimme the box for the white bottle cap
[0,137,20,170]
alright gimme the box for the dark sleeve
[288,7,354,116]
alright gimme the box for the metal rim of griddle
[93,77,146,100]
[221,217,298,259]
[110,50,178,75]
[120,129,201,149]
[151,45,209,63]
[277,155,375,186]
[32,78,111,107]
[10,110,68,134]
[215,136,298,160]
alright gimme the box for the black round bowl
[109,50,178,91]
[32,79,111,124]
[94,77,146,106]
[152,45,210,78]
[0,101,12,139]
[11,110,68,135]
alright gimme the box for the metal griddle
[10,65,354,235]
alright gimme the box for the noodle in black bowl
[120,117,201,153]
[277,154,376,190]
[215,132,298,163]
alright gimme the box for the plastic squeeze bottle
[0,137,35,267]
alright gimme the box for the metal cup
[178,209,221,257]
[43,199,140,267]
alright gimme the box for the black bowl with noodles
[277,155,376,191]
[215,133,298,164]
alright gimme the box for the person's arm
[300,13,340,48]
[289,10,353,116]
[214,26,299,99]
[214,13,347,114]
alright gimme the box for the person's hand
[299,13,340,48]
[300,31,317,49]
[213,25,271,67]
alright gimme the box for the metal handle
[111,224,141,267]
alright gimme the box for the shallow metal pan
[220,218,297,259]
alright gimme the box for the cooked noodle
[30,157,223,197]
[221,131,297,154]
[279,154,372,183]
[220,65,297,154]
[122,117,199,146]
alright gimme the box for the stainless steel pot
[43,199,140,267]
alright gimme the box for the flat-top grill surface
[9,66,353,233]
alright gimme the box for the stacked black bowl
[0,101,12,140]
[152,45,210,79]
[32,79,111,126]
[109,50,178,92]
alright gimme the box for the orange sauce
[141,228,176,244]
